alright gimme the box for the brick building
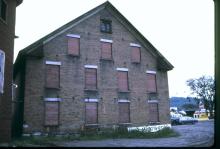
[14,1,173,135]
[0,0,22,142]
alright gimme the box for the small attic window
[100,19,112,33]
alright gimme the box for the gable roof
[14,1,174,74]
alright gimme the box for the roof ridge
[18,1,109,55]
[14,1,174,72]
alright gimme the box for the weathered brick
[0,0,21,142]
[15,3,172,135]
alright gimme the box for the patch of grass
[79,127,180,140]
[11,136,59,147]
[11,135,80,147]
[10,127,180,146]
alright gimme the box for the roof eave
[14,1,109,71]
[16,0,23,6]
[14,1,174,72]
[106,3,174,71]
[14,1,108,59]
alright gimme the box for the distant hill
[170,97,199,110]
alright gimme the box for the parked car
[178,116,198,125]
[170,111,181,125]
[170,111,198,125]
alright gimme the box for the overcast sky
[14,0,214,98]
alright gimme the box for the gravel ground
[52,120,214,147]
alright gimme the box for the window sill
[45,87,60,90]
[147,91,157,94]
[148,92,158,94]
[131,61,140,64]
[118,123,132,126]
[85,123,99,126]
[84,89,98,92]
[100,30,112,34]
[118,90,130,93]
[44,124,59,127]
[100,58,113,61]
[68,54,80,57]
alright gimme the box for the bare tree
[186,76,215,118]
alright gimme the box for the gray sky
[14,0,214,97]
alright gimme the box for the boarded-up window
[46,65,60,88]
[85,68,97,90]
[101,42,112,59]
[131,47,141,63]
[85,102,98,124]
[45,102,59,126]
[117,71,129,92]
[147,73,157,93]
[119,102,130,123]
[148,102,159,122]
[68,37,80,56]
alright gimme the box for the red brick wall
[0,0,17,142]
[20,8,171,134]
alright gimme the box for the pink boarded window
[46,65,60,89]
[101,42,112,59]
[147,73,157,93]
[148,102,159,122]
[68,37,80,56]
[44,102,59,126]
[119,102,130,123]
[117,71,129,92]
[131,47,141,63]
[85,68,97,90]
[85,102,98,124]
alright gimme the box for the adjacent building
[14,1,173,135]
[0,0,22,142]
